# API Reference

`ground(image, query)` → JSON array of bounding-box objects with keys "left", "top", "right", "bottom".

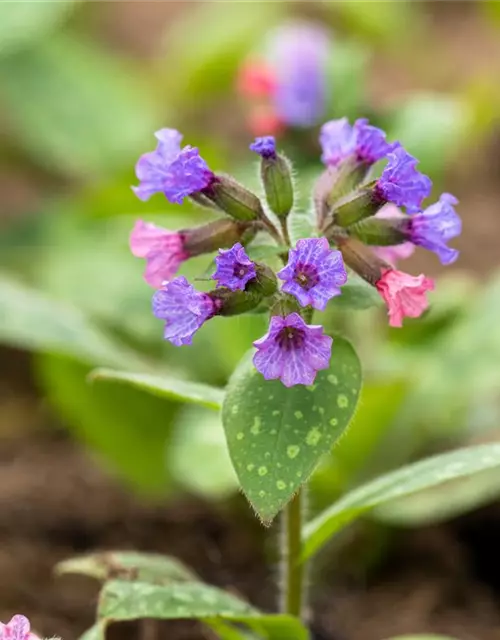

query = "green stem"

[{"left": 282, "top": 488, "right": 304, "bottom": 618}]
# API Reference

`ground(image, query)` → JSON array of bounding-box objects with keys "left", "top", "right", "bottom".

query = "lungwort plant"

[{"left": 42, "top": 116, "right": 500, "bottom": 640}]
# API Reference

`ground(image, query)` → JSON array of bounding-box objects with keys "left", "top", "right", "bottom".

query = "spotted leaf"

[{"left": 222, "top": 337, "right": 361, "bottom": 523}]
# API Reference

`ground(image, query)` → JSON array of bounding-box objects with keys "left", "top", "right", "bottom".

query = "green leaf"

[
  {"left": 387, "top": 95, "right": 471, "bottom": 176},
  {"left": 98, "top": 581, "right": 308, "bottom": 640},
  {"left": 79, "top": 623, "right": 106, "bottom": 640},
  {"left": 302, "top": 443, "right": 500, "bottom": 562},
  {"left": 245, "top": 244, "right": 288, "bottom": 263},
  {"left": 286, "top": 208, "right": 316, "bottom": 247},
  {"left": 165, "top": 2, "right": 285, "bottom": 101},
  {"left": 99, "top": 580, "right": 256, "bottom": 620},
  {"left": 222, "top": 338, "right": 362, "bottom": 523},
  {"left": 374, "top": 466, "right": 500, "bottom": 527},
  {"left": 0, "top": 274, "right": 143, "bottom": 369},
  {"left": 56, "top": 551, "right": 197, "bottom": 584},
  {"left": 169, "top": 406, "right": 238, "bottom": 499},
  {"left": 90, "top": 369, "right": 224, "bottom": 411},
  {"left": 0, "top": 33, "right": 158, "bottom": 177},
  {"left": 330, "top": 272, "right": 382, "bottom": 310},
  {"left": 35, "top": 356, "right": 178, "bottom": 494},
  {"left": 0, "top": 1, "right": 78, "bottom": 57}
]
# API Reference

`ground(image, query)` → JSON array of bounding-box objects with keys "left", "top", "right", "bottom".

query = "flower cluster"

[
  {"left": 130, "top": 120, "right": 461, "bottom": 386},
  {"left": 237, "top": 21, "right": 332, "bottom": 135},
  {"left": 0, "top": 616, "right": 40, "bottom": 640}
]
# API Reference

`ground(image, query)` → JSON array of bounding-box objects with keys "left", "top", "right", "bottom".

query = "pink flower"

[
  {"left": 129, "top": 220, "right": 188, "bottom": 288},
  {"left": 0, "top": 615, "right": 40, "bottom": 640},
  {"left": 372, "top": 203, "right": 415, "bottom": 266},
  {"left": 376, "top": 268, "right": 435, "bottom": 328}
]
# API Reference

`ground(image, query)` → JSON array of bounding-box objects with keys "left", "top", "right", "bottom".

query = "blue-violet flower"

[
  {"left": 320, "top": 117, "right": 392, "bottom": 166},
  {"left": 213, "top": 243, "right": 256, "bottom": 291},
  {"left": 152, "top": 276, "right": 217, "bottom": 346},
  {"left": 375, "top": 145, "right": 432, "bottom": 213},
  {"left": 250, "top": 136, "right": 276, "bottom": 159},
  {"left": 407, "top": 193, "right": 461, "bottom": 265},
  {"left": 277, "top": 237, "right": 347, "bottom": 311},
  {"left": 268, "top": 22, "right": 331, "bottom": 127},
  {"left": 253, "top": 312, "right": 332, "bottom": 387},
  {"left": 132, "top": 128, "right": 213, "bottom": 205}
]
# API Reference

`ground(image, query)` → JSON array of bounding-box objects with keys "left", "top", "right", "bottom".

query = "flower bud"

[
  {"left": 348, "top": 217, "right": 408, "bottom": 246},
  {"left": 202, "top": 174, "right": 264, "bottom": 221},
  {"left": 211, "top": 288, "right": 264, "bottom": 316},
  {"left": 336, "top": 237, "right": 388, "bottom": 285},
  {"left": 183, "top": 218, "right": 257, "bottom": 255},
  {"left": 248, "top": 263, "right": 278, "bottom": 297},
  {"left": 250, "top": 137, "right": 294, "bottom": 218},
  {"left": 331, "top": 183, "right": 385, "bottom": 227}
]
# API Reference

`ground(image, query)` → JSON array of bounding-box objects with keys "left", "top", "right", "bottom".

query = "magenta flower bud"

[
  {"left": 253, "top": 312, "right": 333, "bottom": 387},
  {"left": 132, "top": 129, "right": 214, "bottom": 205}
]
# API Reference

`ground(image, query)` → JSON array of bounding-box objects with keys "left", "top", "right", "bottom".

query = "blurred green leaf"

[
  {"left": 98, "top": 579, "right": 256, "bottom": 619},
  {"left": 90, "top": 369, "right": 224, "bottom": 411},
  {"left": 36, "top": 355, "right": 178, "bottom": 494},
  {"left": 0, "top": 33, "right": 158, "bottom": 177},
  {"left": 57, "top": 551, "right": 197, "bottom": 584},
  {"left": 98, "top": 580, "right": 307, "bottom": 640},
  {"left": 169, "top": 406, "right": 238, "bottom": 499},
  {"left": 303, "top": 443, "right": 500, "bottom": 562},
  {"left": 324, "top": 40, "right": 368, "bottom": 119},
  {"left": 329, "top": 1, "right": 419, "bottom": 44},
  {"left": 0, "top": 274, "right": 143, "bottom": 369},
  {"left": 0, "top": 0, "right": 78, "bottom": 57},
  {"left": 222, "top": 340, "right": 361, "bottom": 523},
  {"left": 164, "top": 2, "right": 285, "bottom": 101},
  {"left": 387, "top": 95, "right": 471, "bottom": 176},
  {"left": 374, "top": 464, "right": 500, "bottom": 527}
]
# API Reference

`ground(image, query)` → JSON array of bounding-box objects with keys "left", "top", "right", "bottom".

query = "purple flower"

[
  {"left": 320, "top": 117, "right": 393, "bottom": 167},
  {"left": 277, "top": 237, "right": 347, "bottom": 311},
  {"left": 253, "top": 312, "right": 332, "bottom": 387},
  {"left": 353, "top": 118, "right": 394, "bottom": 164},
  {"left": 152, "top": 276, "right": 217, "bottom": 346},
  {"left": 408, "top": 193, "right": 461, "bottom": 265},
  {"left": 250, "top": 136, "right": 276, "bottom": 159},
  {"left": 132, "top": 128, "right": 213, "bottom": 205},
  {"left": 268, "top": 22, "right": 331, "bottom": 127},
  {"left": 130, "top": 220, "right": 188, "bottom": 288},
  {"left": 213, "top": 243, "right": 256, "bottom": 291},
  {"left": 375, "top": 145, "right": 432, "bottom": 213},
  {"left": 320, "top": 118, "right": 356, "bottom": 166}
]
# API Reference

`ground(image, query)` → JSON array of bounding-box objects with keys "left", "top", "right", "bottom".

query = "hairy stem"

[{"left": 282, "top": 488, "right": 305, "bottom": 618}]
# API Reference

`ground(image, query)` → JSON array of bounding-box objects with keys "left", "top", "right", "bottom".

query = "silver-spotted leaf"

[{"left": 222, "top": 338, "right": 361, "bottom": 522}]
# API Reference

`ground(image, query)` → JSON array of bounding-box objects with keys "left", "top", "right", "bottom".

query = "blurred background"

[{"left": 1, "top": 1, "right": 500, "bottom": 639}]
